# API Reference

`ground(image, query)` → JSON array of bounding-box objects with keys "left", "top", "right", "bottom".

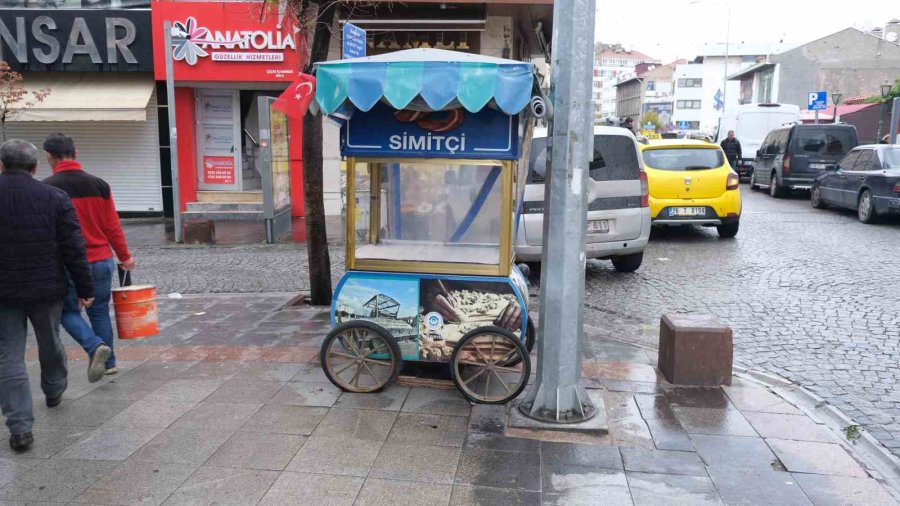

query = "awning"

[
  {"left": 727, "top": 62, "right": 774, "bottom": 81},
  {"left": 314, "top": 48, "right": 538, "bottom": 115},
  {"left": 11, "top": 73, "right": 154, "bottom": 122}
]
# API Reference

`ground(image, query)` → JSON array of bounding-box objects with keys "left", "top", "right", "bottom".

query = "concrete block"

[
  {"left": 658, "top": 314, "right": 732, "bottom": 386},
  {"left": 182, "top": 218, "right": 215, "bottom": 244}
]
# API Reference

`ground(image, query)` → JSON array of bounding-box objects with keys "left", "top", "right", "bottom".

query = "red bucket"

[{"left": 111, "top": 284, "right": 159, "bottom": 340}]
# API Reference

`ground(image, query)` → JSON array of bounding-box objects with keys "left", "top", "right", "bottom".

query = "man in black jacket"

[
  {"left": 721, "top": 130, "right": 742, "bottom": 169},
  {"left": 0, "top": 140, "right": 94, "bottom": 452}
]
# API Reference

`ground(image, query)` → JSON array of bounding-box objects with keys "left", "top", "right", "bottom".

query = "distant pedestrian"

[
  {"left": 0, "top": 139, "right": 94, "bottom": 452},
  {"left": 622, "top": 117, "right": 635, "bottom": 133},
  {"left": 721, "top": 130, "right": 742, "bottom": 168},
  {"left": 44, "top": 133, "right": 133, "bottom": 379}
]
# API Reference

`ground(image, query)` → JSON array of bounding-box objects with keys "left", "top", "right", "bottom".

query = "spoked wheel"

[
  {"left": 451, "top": 326, "right": 530, "bottom": 404},
  {"left": 321, "top": 321, "right": 402, "bottom": 393},
  {"left": 498, "top": 316, "right": 535, "bottom": 367}
]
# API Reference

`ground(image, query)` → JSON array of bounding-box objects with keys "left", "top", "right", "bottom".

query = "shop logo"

[
  {"left": 169, "top": 16, "right": 296, "bottom": 66},
  {"left": 424, "top": 312, "right": 444, "bottom": 331}
]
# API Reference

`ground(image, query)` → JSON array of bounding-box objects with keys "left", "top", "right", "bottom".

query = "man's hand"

[
  {"left": 79, "top": 298, "right": 94, "bottom": 309},
  {"left": 120, "top": 257, "right": 136, "bottom": 271},
  {"left": 493, "top": 302, "right": 522, "bottom": 331},
  {"left": 433, "top": 294, "right": 462, "bottom": 323}
]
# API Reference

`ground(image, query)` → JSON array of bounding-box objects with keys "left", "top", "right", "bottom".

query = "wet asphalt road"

[{"left": 578, "top": 184, "right": 900, "bottom": 456}]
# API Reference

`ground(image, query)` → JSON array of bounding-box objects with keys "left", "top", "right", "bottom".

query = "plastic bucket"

[{"left": 111, "top": 284, "right": 159, "bottom": 340}]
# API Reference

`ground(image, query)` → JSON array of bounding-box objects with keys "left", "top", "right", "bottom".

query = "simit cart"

[{"left": 315, "top": 48, "right": 542, "bottom": 404}]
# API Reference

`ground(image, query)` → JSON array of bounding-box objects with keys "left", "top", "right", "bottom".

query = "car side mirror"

[
  {"left": 825, "top": 164, "right": 838, "bottom": 172},
  {"left": 756, "top": 149, "right": 762, "bottom": 158}
]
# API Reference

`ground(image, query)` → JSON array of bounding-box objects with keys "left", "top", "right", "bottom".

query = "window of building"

[
  {"left": 677, "top": 78, "right": 703, "bottom": 88},
  {"left": 646, "top": 81, "right": 655, "bottom": 91},
  {"left": 758, "top": 69, "right": 774, "bottom": 103},
  {"left": 676, "top": 100, "right": 701, "bottom": 109}
]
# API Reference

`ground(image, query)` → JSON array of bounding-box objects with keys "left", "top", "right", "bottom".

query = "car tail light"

[
  {"left": 726, "top": 171, "right": 740, "bottom": 190},
  {"left": 893, "top": 182, "right": 900, "bottom": 193},
  {"left": 782, "top": 154, "right": 791, "bottom": 175},
  {"left": 640, "top": 170, "right": 649, "bottom": 207}
]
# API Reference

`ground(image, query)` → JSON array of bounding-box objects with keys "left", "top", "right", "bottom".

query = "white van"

[
  {"left": 716, "top": 103, "right": 801, "bottom": 178},
  {"left": 515, "top": 126, "right": 651, "bottom": 272}
]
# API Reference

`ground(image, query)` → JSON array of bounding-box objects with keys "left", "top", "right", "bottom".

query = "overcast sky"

[{"left": 595, "top": 0, "right": 897, "bottom": 63}]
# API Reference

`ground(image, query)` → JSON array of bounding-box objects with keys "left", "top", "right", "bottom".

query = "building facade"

[
  {"left": 1, "top": 6, "right": 163, "bottom": 215},
  {"left": 671, "top": 43, "right": 792, "bottom": 136},
  {"left": 593, "top": 43, "right": 656, "bottom": 124},
  {"left": 728, "top": 28, "right": 900, "bottom": 118},
  {"left": 614, "top": 63, "right": 675, "bottom": 130}
]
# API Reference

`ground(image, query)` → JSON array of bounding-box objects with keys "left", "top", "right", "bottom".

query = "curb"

[{"left": 733, "top": 365, "right": 900, "bottom": 501}]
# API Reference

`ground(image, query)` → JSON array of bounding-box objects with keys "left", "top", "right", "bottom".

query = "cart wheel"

[
  {"left": 525, "top": 316, "right": 536, "bottom": 353},
  {"left": 320, "top": 321, "right": 402, "bottom": 393},
  {"left": 497, "top": 316, "right": 535, "bottom": 367},
  {"left": 451, "top": 326, "right": 530, "bottom": 404}
]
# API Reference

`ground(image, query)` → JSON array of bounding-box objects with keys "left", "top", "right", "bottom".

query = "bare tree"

[
  {"left": 267, "top": 1, "right": 339, "bottom": 305},
  {"left": 0, "top": 61, "right": 50, "bottom": 141}
]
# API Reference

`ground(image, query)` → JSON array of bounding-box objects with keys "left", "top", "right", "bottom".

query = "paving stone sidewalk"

[{"left": 4, "top": 294, "right": 898, "bottom": 505}]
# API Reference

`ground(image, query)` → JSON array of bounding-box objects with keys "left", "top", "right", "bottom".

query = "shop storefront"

[
  {"left": 1, "top": 8, "right": 162, "bottom": 215},
  {"left": 150, "top": 1, "right": 306, "bottom": 218}
]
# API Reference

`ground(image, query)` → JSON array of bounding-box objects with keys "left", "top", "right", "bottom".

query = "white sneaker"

[
  {"left": 88, "top": 345, "right": 111, "bottom": 383},
  {"left": 104, "top": 367, "right": 118, "bottom": 376}
]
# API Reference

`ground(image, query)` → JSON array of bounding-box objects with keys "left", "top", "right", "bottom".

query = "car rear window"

[
  {"left": 528, "top": 135, "right": 639, "bottom": 183},
  {"left": 792, "top": 128, "right": 856, "bottom": 156},
  {"left": 881, "top": 148, "right": 900, "bottom": 169},
  {"left": 642, "top": 148, "right": 724, "bottom": 171}
]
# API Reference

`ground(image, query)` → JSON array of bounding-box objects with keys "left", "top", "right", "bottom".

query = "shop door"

[{"left": 196, "top": 90, "right": 242, "bottom": 191}]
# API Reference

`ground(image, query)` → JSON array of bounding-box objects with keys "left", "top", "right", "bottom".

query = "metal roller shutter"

[{"left": 4, "top": 89, "right": 163, "bottom": 214}]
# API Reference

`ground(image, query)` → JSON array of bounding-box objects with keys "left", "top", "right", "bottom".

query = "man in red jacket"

[{"left": 43, "top": 133, "right": 135, "bottom": 382}]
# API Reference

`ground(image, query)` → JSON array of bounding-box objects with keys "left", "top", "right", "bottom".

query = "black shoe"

[
  {"left": 9, "top": 432, "right": 33, "bottom": 452},
  {"left": 46, "top": 394, "right": 62, "bottom": 408}
]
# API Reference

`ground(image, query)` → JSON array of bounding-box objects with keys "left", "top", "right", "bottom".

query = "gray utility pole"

[
  {"left": 164, "top": 21, "right": 183, "bottom": 243},
  {"left": 518, "top": 0, "right": 597, "bottom": 423},
  {"left": 890, "top": 97, "right": 900, "bottom": 145}
]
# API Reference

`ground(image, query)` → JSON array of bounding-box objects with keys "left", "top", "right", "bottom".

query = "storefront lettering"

[
  {"left": 199, "top": 30, "right": 295, "bottom": 51},
  {"left": 369, "top": 32, "right": 471, "bottom": 51},
  {"left": 0, "top": 14, "right": 140, "bottom": 66},
  {"left": 389, "top": 132, "right": 467, "bottom": 154}
]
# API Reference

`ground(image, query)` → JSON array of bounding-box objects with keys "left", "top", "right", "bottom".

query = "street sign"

[
  {"left": 342, "top": 22, "right": 366, "bottom": 59},
  {"left": 678, "top": 121, "right": 690, "bottom": 130},
  {"left": 807, "top": 91, "right": 828, "bottom": 111}
]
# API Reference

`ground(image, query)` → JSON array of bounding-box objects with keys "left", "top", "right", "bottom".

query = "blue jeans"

[
  {"left": 0, "top": 301, "right": 67, "bottom": 435},
  {"left": 62, "top": 258, "right": 116, "bottom": 369}
]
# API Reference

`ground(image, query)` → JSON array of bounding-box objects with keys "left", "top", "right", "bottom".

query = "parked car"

[
  {"left": 515, "top": 126, "right": 651, "bottom": 272},
  {"left": 640, "top": 139, "right": 742, "bottom": 238},
  {"left": 811, "top": 144, "right": 900, "bottom": 223},
  {"left": 715, "top": 103, "right": 801, "bottom": 179},
  {"left": 751, "top": 123, "right": 859, "bottom": 197}
]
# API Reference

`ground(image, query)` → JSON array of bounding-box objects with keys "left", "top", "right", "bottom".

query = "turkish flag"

[{"left": 273, "top": 73, "right": 316, "bottom": 120}]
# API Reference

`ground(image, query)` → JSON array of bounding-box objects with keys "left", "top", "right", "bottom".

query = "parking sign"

[{"left": 808, "top": 91, "right": 828, "bottom": 111}]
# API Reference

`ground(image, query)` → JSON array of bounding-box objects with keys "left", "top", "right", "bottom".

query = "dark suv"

[{"left": 751, "top": 124, "right": 859, "bottom": 197}]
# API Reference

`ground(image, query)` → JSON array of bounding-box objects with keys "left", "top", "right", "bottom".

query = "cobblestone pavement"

[
  {"left": 127, "top": 186, "right": 900, "bottom": 458},
  {"left": 580, "top": 186, "right": 900, "bottom": 458}
]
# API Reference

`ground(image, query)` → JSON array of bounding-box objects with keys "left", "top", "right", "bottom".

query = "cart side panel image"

[{"left": 314, "top": 48, "right": 541, "bottom": 404}]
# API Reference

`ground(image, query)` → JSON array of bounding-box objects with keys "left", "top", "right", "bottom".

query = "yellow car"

[{"left": 640, "top": 140, "right": 742, "bottom": 238}]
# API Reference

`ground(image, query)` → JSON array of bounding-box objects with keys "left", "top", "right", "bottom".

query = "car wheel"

[
  {"left": 749, "top": 171, "right": 760, "bottom": 191},
  {"left": 857, "top": 190, "right": 877, "bottom": 224},
  {"left": 769, "top": 173, "right": 784, "bottom": 198},
  {"left": 810, "top": 184, "right": 827, "bottom": 209},
  {"left": 611, "top": 252, "right": 643, "bottom": 273},
  {"left": 716, "top": 221, "right": 739, "bottom": 238}
]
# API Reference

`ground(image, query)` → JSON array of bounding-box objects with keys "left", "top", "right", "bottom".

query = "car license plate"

[
  {"left": 669, "top": 207, "right": 706, "bottom": 217},
  {"left": 587, "top": 220, "right": 609, "bottom": 233},
  {"left": 810, "top": 163, "right": 827, "bottom": 170}
]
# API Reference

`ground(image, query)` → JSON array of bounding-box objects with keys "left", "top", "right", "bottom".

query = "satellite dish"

[{"left": 887, "top": 32, "right": 899, "bottom": 42}]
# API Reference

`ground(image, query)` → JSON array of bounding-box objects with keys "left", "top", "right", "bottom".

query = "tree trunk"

[{"left": 302, "top": 1, "right": 337, "bottom": 305}]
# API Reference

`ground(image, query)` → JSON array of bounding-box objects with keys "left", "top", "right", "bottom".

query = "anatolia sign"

[
  {"left": 0, "top": 10, "right": 152, "bottom": 72},
  {"left": 152, "top": 2, "right": 304, "bottom": 82}
]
